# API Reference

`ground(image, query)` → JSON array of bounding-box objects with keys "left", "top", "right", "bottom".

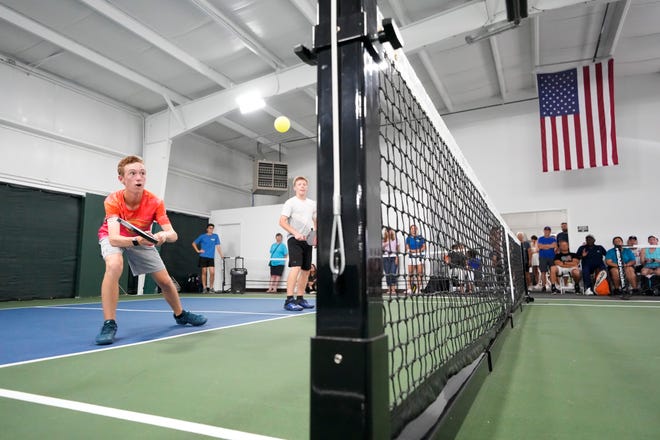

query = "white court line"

[
  {"left": 531, "top": 302, "right": 660, "bottom": 309},
  {"left": 36, "top": 306, "right": 295, "bottom": 317},
  {"left": 0, "top": 388, "right": 283, "bottom": 440},
  {"left": 0, "top": 312, "right": 312, "bottom": 370}
]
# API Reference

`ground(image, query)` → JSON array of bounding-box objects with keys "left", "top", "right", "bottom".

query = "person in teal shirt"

[
  {"left": 605, "top": 236, "right": 639, "bottom": 296},
  {"left": 266, "top": 233, "right": 288, "bottom": 293}
]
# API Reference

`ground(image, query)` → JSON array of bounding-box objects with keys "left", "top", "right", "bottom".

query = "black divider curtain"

[
  {"left": 0, "top": 183, "right": 81, "bottom": 301},
  {"left": 158, "top": 211, "right": 209, "bottom": 291}
]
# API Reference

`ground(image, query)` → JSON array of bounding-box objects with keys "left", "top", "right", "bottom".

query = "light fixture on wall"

[{"left": 236, "top": 91, "right": 265, "bottom": 114}]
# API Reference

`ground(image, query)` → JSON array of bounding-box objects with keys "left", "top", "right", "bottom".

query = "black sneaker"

[
  {"left": 551, "top": 285, "right": 559, "bottom": 294},
  {"left": 95, "top": 319, "right": 118, "bottom": 345},
  {"left": 574, "top": 286, "right": 581, "bottom": 294}
]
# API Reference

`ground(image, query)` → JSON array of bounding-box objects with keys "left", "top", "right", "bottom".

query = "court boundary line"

[
  {"left": 0, "top": 296, "right": 316, "bottom": 312},
  {"left": 0, "top": 312, "right": 313, "bottom": 370},
  {"left": 0, "top": 387, "right": 284, "bottom": 440},
  {"left": 531, "top": 302, "right": 660, "bottom": 309},
  {"left": 37, "top": 306, "right": 295, "bottom": 317}
]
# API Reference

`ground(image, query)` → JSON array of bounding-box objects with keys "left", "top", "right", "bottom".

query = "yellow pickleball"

[{"left": 274, "top": 116, "right": 291, "bottom": 133}]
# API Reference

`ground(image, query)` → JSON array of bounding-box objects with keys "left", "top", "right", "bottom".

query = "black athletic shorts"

[
  {"left": 287, "top": 237, "right": 313, "bottom": 270},
  {"left": 270, "top": 264, "right": 285, "bottom": 276},
  {"left": 198, "top": 257, "right": 215, "bottom": 268}
]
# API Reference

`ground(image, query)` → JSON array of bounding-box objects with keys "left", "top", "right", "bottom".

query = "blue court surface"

[{"left": 0, "top": 296, "right": 315, "bottom": 366}]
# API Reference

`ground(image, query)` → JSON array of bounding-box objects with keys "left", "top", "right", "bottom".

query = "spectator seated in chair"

[
  {"left": 605, "top": 236, "right": 639, "bottom": 296},
  {"left": 549, "top": 240, "right": 581, "bottom": 294},
  {"left": 575, "top": 234, "right": 607, "bottom": 296},
  {"left": 640, "top": 235, "right": 660, "bottom": 294},
  {"left": 447, "top": 243, "right": 468, "bottom": 292}
]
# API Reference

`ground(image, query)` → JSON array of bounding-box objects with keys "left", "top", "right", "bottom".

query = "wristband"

[{"left": 132, "top": 238, "right": 139, "bottom": 246}]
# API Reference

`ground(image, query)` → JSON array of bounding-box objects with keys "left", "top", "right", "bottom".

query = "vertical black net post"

[
  {"left": 311, "top": 0, "right": 390, "bottom": 439},
  {"left": 506, "top": 235, "right": 528, "bottom": 310}
]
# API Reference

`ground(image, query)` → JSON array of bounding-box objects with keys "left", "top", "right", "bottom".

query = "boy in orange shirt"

[{"left": 95, "top": 156, "right": 206, "bottom": 345}]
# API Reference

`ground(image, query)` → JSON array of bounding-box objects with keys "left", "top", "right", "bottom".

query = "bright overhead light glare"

[
  {"left": 236, "top": 91, "right": 265, "bottom": 114},
  {"left": 465, "top": 21, "right": 519, "bottom": 45}
]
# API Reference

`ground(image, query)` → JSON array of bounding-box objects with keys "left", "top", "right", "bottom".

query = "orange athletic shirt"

[{"left": 97, "top": 189, "right": 170, "bottom": 240}]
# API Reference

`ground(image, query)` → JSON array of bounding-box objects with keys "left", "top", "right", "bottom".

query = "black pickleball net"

[{"left": 378, "top": 52, "right": 525, "bottom": 436}]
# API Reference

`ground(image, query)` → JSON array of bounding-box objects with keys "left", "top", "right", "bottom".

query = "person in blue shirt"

[
  {"left": 575, "top": 234, "right": 607, "bottom": 295},
  {"left": 266, "top": 233, "right": 288, "bottom": 293},
  {"left": 405, "top": 224, "right": 426, "bottom": 294},
  {"left": 192, "top": 224, "right": 223, "bottom": 293},
  {"left": 537, "top": 226, "right": 557, "bottom": 292},
  {"left": 605, "top": 236, "right": 639, "bottom": 297}
]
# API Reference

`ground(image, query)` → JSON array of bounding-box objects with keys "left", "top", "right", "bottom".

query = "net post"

[{"left": 311, "top": 0, "right": 390, "bottom": 438}]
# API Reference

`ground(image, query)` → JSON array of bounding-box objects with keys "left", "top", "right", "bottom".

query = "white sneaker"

[{"left": 585, "top": 287, "right": 594, "bottom": 296}]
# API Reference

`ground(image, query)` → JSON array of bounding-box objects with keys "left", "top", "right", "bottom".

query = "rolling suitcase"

[{"left": 230, "top": 257, "right": 248, "bottom": 294}]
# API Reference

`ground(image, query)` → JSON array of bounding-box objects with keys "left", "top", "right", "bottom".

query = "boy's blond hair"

[{"left": 117, "top": 155, "right": 144, "bottom": 176}]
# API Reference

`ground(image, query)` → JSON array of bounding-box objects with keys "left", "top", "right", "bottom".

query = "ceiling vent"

[{"left": 253, "top": 160, "right": 288, "bottom": 195}]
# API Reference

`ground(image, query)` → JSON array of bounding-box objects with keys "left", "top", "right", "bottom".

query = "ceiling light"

[{"left": 236, "top": 91, "right": 265, "bottom": 114}]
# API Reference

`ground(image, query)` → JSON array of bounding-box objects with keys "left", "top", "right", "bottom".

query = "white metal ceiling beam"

[
  {"left": 187, "top": 0, "right": 316, "bottom": 143},
  {"left": 145, "top": 0, "right": 618, "bottom": 141},
  {"left": 216, "top": 116, "right": 272, "bottom": 145},
  {"left": 489, "top": 36, "right": 507, "bottom": 99},
  {"left": 79, "top": 0, "right": 233, "bottom": 88},
  {"left": 189, "top": 0, "right": 283, "bottom": 70},
  {"left": 595, "top": 0, "right": 631, "bottom": 58},
  {"left": 531, "top": 15, "right": 540, "bottom": 92},
  {"left": 0, "top": 3, "right": 189, "bottom": 103},
  {"left": 417, "top": 51, "right": 455, "bottom": 112},
  {"left": 82, "top": 0, "right": 309, "bottom": 148},
  {"left": 387, "top": 0, "right": 454, "bottom": 111},
  {"left": 146, "top": 64, "right": 315, "bottom": 142},
  {"left": 287, "top": 0, "right": 316, "bottom": 24},
  {"left": 401, "top": 0, "right": 616, "bottom": 54},
  {"left": 484, "top": 0, "right": 507, "bottom": 99},
  {"left": 263, "top": 106, "right": 316, "bottom": 139}
]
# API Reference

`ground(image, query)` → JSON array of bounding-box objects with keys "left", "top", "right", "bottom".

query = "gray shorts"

[
  {"left": 539, "top": 256, "right": 554, "bottom": 273},
  {"left": 99, "top": 238, "right": 165, "bottom": 276}
]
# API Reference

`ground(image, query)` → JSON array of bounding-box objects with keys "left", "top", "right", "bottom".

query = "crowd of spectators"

[{"left": 523, "top": 223, "right": 659, "bottom": 297}]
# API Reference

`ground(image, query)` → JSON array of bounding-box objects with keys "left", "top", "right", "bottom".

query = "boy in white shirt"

[{"left": 279, "top": 176, "right": 317, "bottom": 311}]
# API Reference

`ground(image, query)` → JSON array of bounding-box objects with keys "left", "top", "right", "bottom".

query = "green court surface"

[
  {"left": 2, "top": 295, "right": 660, "bottom": 439},
  {"left": 0, "top": 295, "right": 314, "bottom": 440},
  {"left": 455, "top": 298, "right": 660, "bottom": 440}
]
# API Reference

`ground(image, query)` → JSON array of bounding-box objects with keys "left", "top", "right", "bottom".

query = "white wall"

[
  {"left": 0, "top": 60, "right": 289, "bottom": 214},
  {"left": 284, "top": 144, "right": 318, "bottom": 200},
  {"left": 443, "top": 73, "right": 660, "bottom": 248},
  {"left": 210, "top": 204, "right": 318, "bottom": 290},
  {"left": 0, "top": 61, "right": 144, "bottom": 195},
  {"left": 166, "top": 133, "right": 283, "bottom": 215}
]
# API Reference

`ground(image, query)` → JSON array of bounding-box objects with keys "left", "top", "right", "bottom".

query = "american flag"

[{"left": 537, "top": 59, "right": 618, "bottom": 172}]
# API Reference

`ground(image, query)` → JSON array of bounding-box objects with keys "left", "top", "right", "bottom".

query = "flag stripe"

[
  {"left": 595, "top": 62, "right": 608, "bottom": 166},
  {"left": 540, "top": 118, "right": 548, "bottom": 172},
  {"left": 573, "top": 114, "right": 584, "bottom": 168},
  {"left": 561, "top": 114, "right": 571, "bottom": 170},
  {"left": 582, "top": 65, "right": 597, "bottom": 168},
  {"left": 608, "top": 58, "right": 619, "bottom": 164},
  {"left": 551, "top": 117, "right": 559, "bottom": 171}
]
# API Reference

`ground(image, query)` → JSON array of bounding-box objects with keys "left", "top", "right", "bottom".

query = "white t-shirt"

[{"left": 281, "top": 196, "right": 317, "bottom": 238}]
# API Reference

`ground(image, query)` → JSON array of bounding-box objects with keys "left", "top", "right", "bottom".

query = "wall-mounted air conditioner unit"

[{"left": 253, "top": 160, "right": 288, "bottom": 195}]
